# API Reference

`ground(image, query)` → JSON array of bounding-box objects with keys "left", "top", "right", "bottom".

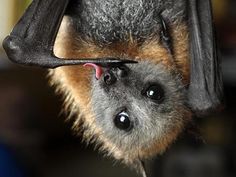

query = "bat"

[{"left": 2, "top": 0, "right": 224, "bottom": 176}]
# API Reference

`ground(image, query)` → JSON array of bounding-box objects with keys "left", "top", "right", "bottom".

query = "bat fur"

[{"left": 49, "top": 0, "right": 192, "bottom": 166}]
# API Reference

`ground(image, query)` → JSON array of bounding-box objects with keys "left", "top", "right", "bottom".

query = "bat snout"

[{"left": 101, "top": 65, "right": 130, "bottom": 86}]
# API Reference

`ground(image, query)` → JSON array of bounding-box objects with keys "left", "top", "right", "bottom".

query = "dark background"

[{"left": 0, "top": 0, "right": 236, "bottom": 177}]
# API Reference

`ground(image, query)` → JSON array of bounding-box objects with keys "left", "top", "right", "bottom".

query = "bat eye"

[
  {"left": 114, "top": 111, "right": 132, "bottom": 131},
  {"left": 143, "top": 84, "right": 165, "bottom": 103}
]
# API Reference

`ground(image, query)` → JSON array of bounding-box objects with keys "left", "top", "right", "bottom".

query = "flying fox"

[{"left": 3, "top": 0, "right": 223, "bottom": 176}]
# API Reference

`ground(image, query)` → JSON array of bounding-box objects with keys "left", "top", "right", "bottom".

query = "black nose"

[
  {"left": 103, "top": 65, "right": 129, "bottom": 85},
  {"left": 116, "top": 65, "right": 129, "bottom": 78}
]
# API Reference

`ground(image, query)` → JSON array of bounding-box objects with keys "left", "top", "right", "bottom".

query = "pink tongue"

[{"left": 83, "top": 63, "right": 103, "bottom": 80}]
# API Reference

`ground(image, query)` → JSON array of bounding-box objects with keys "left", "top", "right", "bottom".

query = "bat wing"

[
  {"left": 187, "top": 0, "right": 224, "bottom": 115},
  {"left": 2, "top": 0, "right": 136, "bottom": 68}
]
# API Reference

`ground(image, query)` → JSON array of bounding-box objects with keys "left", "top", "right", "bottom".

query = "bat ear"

[{"left": 187, "top": 0, "right": 224, "bottom": 116}]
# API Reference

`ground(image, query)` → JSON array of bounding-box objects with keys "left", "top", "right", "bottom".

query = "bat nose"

[
  {"left": 103, "top": 65, "right": 130, "bottom": 85},
  {"left": 116, "top": 65, "right": 129, "bottom": 78}
]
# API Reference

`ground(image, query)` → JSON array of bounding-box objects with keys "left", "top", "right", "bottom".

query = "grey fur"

[
  {"left": 67, "top": 0, "right": 187, "bottom": 44},
  {"left": 91, "top": 61, "right": 188, "bottom": 158}
]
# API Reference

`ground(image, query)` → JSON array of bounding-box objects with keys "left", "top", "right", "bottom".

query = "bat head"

[
  {"left": 48, "top": 0, "right": 224, "bottom": 169},
  {"left": 50, "top": 0, "right": 223, "bottom": 173},
  {"left": 2, "top": 0, "right": 224, "bottom": 175},
  {"left": 90, "top": 61, "right": 191, "bottom": 163}
]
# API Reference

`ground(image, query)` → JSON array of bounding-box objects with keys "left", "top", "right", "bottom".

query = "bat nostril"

[
  {"left": 117, "top": 66, "right": 129, "bottom": 78},
  {"left": 103, "top": 71, "right": 117, "bottom": 85}
]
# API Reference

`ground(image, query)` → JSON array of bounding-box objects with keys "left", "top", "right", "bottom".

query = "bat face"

[
  {"left": 50, "top": 0, "right": 192, "bottom": 166},
  {"left": 91, "top": 61, "right": 191, "bottom": 163}
]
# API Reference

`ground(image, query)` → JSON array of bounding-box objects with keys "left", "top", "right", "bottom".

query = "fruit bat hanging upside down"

[{"left": 3, "top": 0, "right": 224, "bottom": 176}]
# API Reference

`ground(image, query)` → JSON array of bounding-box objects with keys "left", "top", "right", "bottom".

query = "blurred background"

[{"left": 0, "top": 0, "right": 236, "bottom": 177}]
